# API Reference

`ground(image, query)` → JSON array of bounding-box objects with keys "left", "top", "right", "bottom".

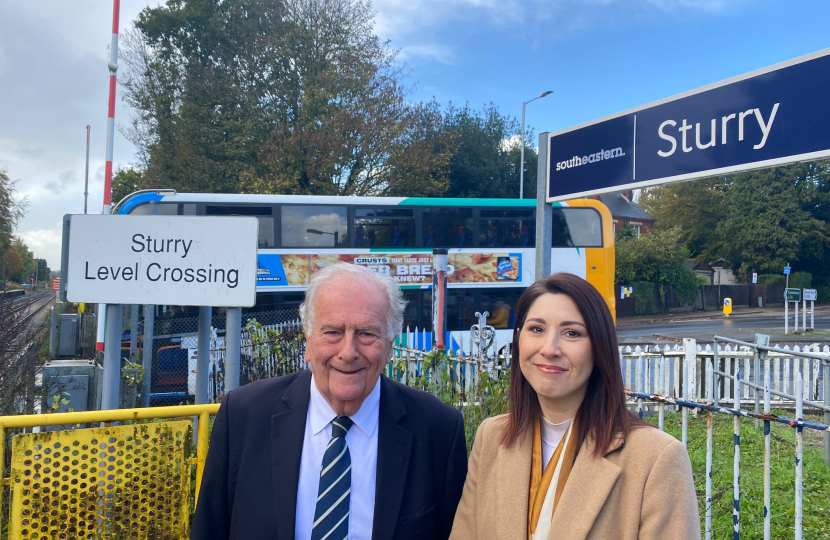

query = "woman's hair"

[{"left": 501, "top": 273, "right": 646, "bottom": 456}]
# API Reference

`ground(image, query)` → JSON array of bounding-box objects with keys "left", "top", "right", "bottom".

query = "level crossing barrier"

[{"left": 0, "top": 404, "right": 219, "bottom": 539}]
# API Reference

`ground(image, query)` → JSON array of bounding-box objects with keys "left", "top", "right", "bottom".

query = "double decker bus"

[{"left": 118, "top": 193, "right": 614, "bottom": 351}]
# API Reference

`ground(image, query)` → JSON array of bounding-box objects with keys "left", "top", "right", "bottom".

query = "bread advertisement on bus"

[{"left": 255, "top": 252, "right": 522, "bottom": 287}]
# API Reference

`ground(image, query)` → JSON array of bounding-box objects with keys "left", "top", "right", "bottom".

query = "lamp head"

[{"left": 539, "top": 90, "right": 553, "bottom": 98}]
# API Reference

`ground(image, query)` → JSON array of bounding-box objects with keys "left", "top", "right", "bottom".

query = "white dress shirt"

[{"left": 295, "top": 375, "right": 380, "bottom": 540}]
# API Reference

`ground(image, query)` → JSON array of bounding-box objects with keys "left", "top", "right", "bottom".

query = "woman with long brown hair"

[{"left": 450, "top": 273, "right": 700, "bottom": 540}]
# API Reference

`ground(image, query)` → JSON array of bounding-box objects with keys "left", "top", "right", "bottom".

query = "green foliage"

[
  {"left": 641, "top": 161, "right": 830, "bottom": 279},
  {"left": 0, "top": 168, "right": 28, "bottom": 258},
  {"left": 441, "top": 102, "right": 532, "bottom": 199},
  {"left": 787, "top": 271, "right": 812, "bottom": 289},
  {"left": 121, "top": 1, "right": 530, "bottom": 199},
  {"left": 615, "top": 227, "right": 699, "bottom": 310},
  {"left": 652, "top": 411, "right": 830, "bottom": 540},
  {"left": 632, "top": 282, "right": 657, "bottom": 316},
  {"left": 111, "top": 168, "right": 144, "bottom": 206}
]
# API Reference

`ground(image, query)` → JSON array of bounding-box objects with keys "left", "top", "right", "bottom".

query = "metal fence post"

[
  {"left": 763, "top": 371, "right": 771, "bottom": 540},
  {"left": 225, "top": 307, "right": 242, "bottom": 392},
  {"left": 129, "top": 304, "right": 139, "bottom": 365},
  {"left": 754, "top": 334, "right": 770, "bottom": 430},
  {"left": 796, "top": 372, "right": 804, "bottom": 540},
  {"left": 195, "top": 306, "right": 212, "bottom": 405},
  {"left": 733, "top": 367, "right": 742, "bottom": 540},
  {"left": 48, "top": 306, "right": 56, "bottom": 359},
  {"left": 101, "top": 304, "right": 123, "bottom": 410},
  {"left": 705, "top": 359, "right": 714, "bottom": 540},
  {"left": 824, "top": 361, "right": 829, "bottom": 468},
  {"left": 142, "top": 305, "right": 154, "bottom": 408}
]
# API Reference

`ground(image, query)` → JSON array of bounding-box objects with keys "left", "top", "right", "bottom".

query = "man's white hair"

[{"left": 299, "top": 263, "right": 407, "bottom": 340}]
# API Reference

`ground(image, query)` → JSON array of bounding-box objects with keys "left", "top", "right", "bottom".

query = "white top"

[
  {"left": 540, "top": 416, "right": 573, "bottom": 472},
  {"left": 295, "top": 376, "right": 381, "bottom": 540}
]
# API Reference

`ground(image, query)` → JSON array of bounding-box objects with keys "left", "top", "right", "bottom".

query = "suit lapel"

[
  {"left": 371, "top": 377, "right": 413, "bottom": 540},
  {"left": 271, "top": 370, "right": 312, "bottom": 540},
  {"left": 548, "top": 436, "right": 623, "bottom": 540},
  {"left": 496, "top": 430, "right": 532, "bottom": 540}
]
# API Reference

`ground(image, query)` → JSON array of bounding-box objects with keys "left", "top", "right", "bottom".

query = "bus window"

[
  {"left": 206, "top": 205, "right": 275, "bottom": 248},
  {"left": 129, "top": 203, "right": 179, "bottom": 215},
  {"left": 478, "top": 209, "right": 535, "bottom": 247},
  {"left": 422, "top": 208, "right": 473, "bottom": 248},
  {"left": 551, "top": 207, "right": 602, "bottom": 248},
  {"left": 354, "top": 208, "right": 415, "bottom": 248},
  {"left": 281, "top": 205, "right": 348, "bottom": 248}
]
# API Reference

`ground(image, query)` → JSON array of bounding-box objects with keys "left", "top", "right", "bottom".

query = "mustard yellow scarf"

[{"left": 528, "top": 416, "right": 578, "bottom": 540}]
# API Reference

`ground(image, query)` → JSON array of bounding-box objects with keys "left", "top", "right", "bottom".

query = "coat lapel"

[
  {"left": 271, "top": 370, "right": 312, "bottom": 540},
  {"left": 372, "top": 377, "right": 413, "bottom": 540},
  {"left": 548, "top": 436, "right": 623, "bottom": 540},
  {"left": 496, "top": 429, "right": 532, "bottom": 540}
]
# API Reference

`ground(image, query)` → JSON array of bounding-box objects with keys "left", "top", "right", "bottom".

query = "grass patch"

[{"left": 648, "top": 410, "right": 830, "bottom": 539}]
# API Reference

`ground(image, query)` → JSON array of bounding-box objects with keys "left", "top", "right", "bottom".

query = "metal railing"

[
  {"left": 625, "top": 334, "right": 830, "bottom": 540},
  {"left": 0, "top": 403, "right": 220, "bottom": 538}
]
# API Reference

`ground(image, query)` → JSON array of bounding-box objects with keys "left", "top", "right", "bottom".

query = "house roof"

[{"left": 598, "top": 193, "right": 654, "bottom": 221}]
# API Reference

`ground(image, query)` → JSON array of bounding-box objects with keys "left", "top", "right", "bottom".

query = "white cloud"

[
  {"left": 45, "top": 170, "right": 80, "bottom": 195},
  {"left": 399, "top": 44, "right": 457, "bottom": 65},
  {"left": 18, "top": 224, "right": 63, "bottom": 269}
]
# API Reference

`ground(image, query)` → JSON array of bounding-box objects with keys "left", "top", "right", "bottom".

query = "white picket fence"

[{"left": 620, "top": 339, "right": 829, "bottom": 412}]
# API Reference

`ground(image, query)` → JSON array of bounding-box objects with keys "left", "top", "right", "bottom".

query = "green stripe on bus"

[{"left": 400, "top": 198, "right": 536, "bottom": 207}]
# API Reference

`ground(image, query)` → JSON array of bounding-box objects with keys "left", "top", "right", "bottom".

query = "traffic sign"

[
  {"left": 804, "top": 289, "right": 817, "bottom": 301},
  {"left": 752, "top": 272, "right": 758, "bottom": 284},
  {"left": 61, "top": 215, "right": 258, "bottom": 306},
  {"left": 785, "top": 288, "right": 801, "bottom": 302},
  {"left": 51, "top": 278, "right": 60, "bottom": 291},
  {"left": 784, "top": 266, "right": 791, "bottom": 275},
  {"left": 546, "top": 48, "right": 830, "bottom": 201}
]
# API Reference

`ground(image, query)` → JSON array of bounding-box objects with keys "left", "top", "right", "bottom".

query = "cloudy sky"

[{"left": 1, "top": 0, "right": 828, "bottom": 268}]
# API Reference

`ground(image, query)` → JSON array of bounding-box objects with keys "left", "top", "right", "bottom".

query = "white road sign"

[
  {"left": 804, "top": 289, "right": 817, "bottom": 301},
  {"left": 62, "top": 215, "right": 258, "bottom": 306}
]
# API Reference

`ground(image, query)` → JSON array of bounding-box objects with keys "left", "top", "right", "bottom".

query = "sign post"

[
  {"left": 785, "top": 288, "right": 802, "bottom": 334},
  {"left": 804, "top": 289, "right": 817, "bottom": 330},
  {"left": 545, "top": 49, "right": 830, "bottom": 202}
]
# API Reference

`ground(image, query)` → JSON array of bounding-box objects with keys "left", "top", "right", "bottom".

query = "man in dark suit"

[{"left": 192, "top": 263, "right": 468, "bottom": 540}]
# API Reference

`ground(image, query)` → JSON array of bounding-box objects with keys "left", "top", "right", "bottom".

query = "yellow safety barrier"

[{"left": 0, "top": 404, "right": 220, "bottom": 540}]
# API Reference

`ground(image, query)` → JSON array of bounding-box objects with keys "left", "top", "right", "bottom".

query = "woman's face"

[{"left": 518, "top": 292, "right": 594, "bottom": 422}]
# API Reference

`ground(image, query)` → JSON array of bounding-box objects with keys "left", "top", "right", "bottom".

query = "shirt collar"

[{"left": 309, "top": 374, "right": 381, "bottom": 438}]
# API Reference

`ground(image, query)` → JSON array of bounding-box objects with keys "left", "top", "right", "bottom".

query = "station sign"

[
  {"left": 61, "top": 215, "right": 258, "bottom": 306},
  {"left": 785, "top": 288, "right": 802, "bottom": 302},
  {"left": 546, "top": 48, "right": 830, "bottom": 201},
  {"left": 804, "top": 289, "right": 817, "bottom": 302}
]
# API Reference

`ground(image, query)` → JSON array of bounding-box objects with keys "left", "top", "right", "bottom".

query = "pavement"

[{"left": 615, "top": 303, "right": 830, "bottom": 345}]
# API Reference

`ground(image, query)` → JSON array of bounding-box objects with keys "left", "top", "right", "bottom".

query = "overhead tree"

[
  {"left": 111, "top": 168, "right": 144, "bottom": 207},
  {"left": 0, "top": 168, "right": 28, "bottom": 257},
  {"left": 639, "top": 177, "right": 729, "bottom": 260},
  {"left": 441, "top": 103, "right": 528, "bottom": 199},
  {"left": 715, "top": 163, "right": 830, "bottom": 275}
]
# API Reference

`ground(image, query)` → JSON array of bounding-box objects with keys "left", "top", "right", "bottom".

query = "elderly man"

[{"left": 192, "top": 263, "right": 468, "bottom": 540}]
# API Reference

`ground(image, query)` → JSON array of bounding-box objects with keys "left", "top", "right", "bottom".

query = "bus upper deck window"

[
  {"left": 422, "top": 208, "right": 473, "bottom": 248},
  {"left": 550, "top": 207, "right": 602, "bottom": 248},
  {"left": 281, "top": 205, "right": 348, "bottom": 248},
  {"left": 354, "top": 208, "right": 415, "bottom": 248},
  {"left": 206, "top": 205, "right": 275, "bottom": 248},
  {"left": 128, "top": 203, "right": 178, "bottom": 215},
  {"left": 479, "top": 209, "right": 535, "bottom": 248}
]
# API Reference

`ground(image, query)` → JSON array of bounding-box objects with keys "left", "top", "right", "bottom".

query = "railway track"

[{"left": 2, "top": 291, "right": 54, "bottom": 333}]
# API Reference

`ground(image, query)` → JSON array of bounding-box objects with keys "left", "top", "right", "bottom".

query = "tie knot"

[{"left": 331, "top": 416, "right": 353, "bottom": 438}]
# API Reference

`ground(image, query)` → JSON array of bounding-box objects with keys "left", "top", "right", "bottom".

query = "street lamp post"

[
  {"left": 520, "top": 90, "right": 553, "bottom": 199},
  {"left": 306, "top": 228, "right": 339, "bottom": 247}
]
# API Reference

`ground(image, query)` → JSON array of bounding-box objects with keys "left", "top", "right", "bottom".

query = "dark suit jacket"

[{"left": 191, "top": 370, "right": 468, "bottom": 540}]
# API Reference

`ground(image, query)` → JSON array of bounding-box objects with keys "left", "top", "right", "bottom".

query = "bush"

[
  {"left": 633, "top": 282, "right": 657, "bottom": 315},
  {"left": 788, "top": 271, "right": 812, "bottom": 289}
]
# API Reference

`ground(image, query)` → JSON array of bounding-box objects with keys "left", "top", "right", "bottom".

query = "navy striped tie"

[{"left": 311, "top": 415, "right": 354, "bottom": 540}]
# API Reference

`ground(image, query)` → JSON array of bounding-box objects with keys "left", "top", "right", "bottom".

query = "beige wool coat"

[{"left": 449, "top": 414, "right": 701, "bottom": 540}]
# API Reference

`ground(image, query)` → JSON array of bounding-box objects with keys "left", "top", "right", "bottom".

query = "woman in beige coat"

[{"left": 450, "top": 274, "right": 700, "bottom": 540}]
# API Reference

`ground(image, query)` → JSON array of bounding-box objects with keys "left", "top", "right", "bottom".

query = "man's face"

[{"left": 305, "top": 275, "right": 393, "bottom": 416}]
